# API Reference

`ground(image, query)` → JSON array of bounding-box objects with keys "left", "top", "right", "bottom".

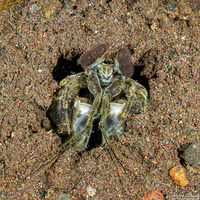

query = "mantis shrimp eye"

[
  {"left": 78, "top": 42, "right": 108, "bottom": 68},
  {"left": 117, "top": 47, "right": 134, "bottom": 78}
]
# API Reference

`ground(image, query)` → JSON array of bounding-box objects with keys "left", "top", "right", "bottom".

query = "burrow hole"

[{"left": 47, "top": 51, "right": 151, "bottom": 150}]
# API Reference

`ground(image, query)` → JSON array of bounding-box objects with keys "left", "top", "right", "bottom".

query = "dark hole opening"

[
  {"left": 52, "top": 53, "right": 82, "bottom": 82},
  {"left": 132, "top": 65, "right": 151, "bottom": 92}
]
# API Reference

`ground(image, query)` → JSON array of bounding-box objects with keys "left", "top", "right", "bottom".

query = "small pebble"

[
  {"left": 56, "top": 193, "right": 69, "bottom": 200},
  {"left": 169, "top": 165, "right": 189, "bottom": 186},
  {"left": 150, "top": 22, "right": 157, "bottom": 31},
  {"left": 180, "top": 143, "right": 200, "bottom": 166},
  {"left": 22, "top": 192, "right": 29, "bottom": 199},
  {"left": 143, "top": 190, "right": 164, "bottom": 200},
  {"left": 29, "top": 3, "right": 40, "bottom": 13},
  {"left": 86, "top": 185, "right": 96, "bottom": 197}
]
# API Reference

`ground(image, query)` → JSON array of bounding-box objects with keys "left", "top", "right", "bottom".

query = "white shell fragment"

[{"left": 86, "top": 185, "right": 96, "bottom": 197}]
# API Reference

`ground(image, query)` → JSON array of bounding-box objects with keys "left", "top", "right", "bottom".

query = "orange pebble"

[
  {"left": 151, "top": 160, "right": 158, "bottom": 165},
  {"left": 169, "top": 165, "right": 189, "bottom": 186},
  {"left": 143, "top": 190, "right": 164, "bottom": 200}
]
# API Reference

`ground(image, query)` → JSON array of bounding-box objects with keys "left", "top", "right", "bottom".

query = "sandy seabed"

[{"left": 0, "top": 0, "right": 199, "bottom": 199}]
